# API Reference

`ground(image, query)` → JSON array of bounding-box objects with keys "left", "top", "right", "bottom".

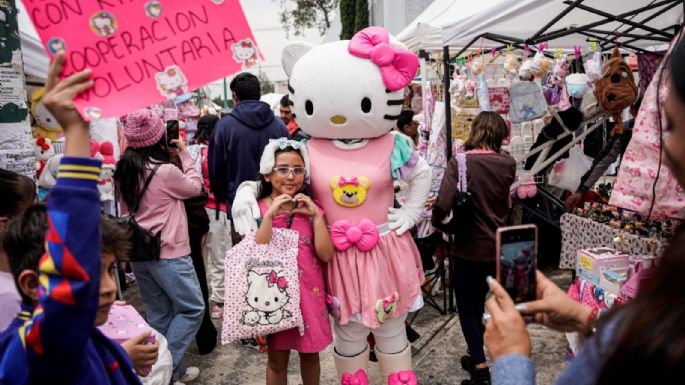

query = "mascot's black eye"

[
  {"left": 274, "top": 297, "right": 279, "bottom": 302},
  {"left": 361, "top": 97, "right": 372, "bottom": 113},
  {"left": 305, "top": 100, "right": 314, "bottom": 116},
  {"left": 254, "top": 297, "right": 258, "bottom": 302}
]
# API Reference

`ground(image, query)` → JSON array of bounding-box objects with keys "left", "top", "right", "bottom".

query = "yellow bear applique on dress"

[{"left": 329, "top": 176, "right": 370, "bottom": 208}]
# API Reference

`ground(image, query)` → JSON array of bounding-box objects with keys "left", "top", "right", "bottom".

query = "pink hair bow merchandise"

[
  {"left": 330, "top": 219, "right": 380, "bottom": 252},
  {"left": 267, "top": 271, "right": 288, "bottom": 291},
  {"left": 341, "top": 369, "right": 369, "bottom": 385},
  {"left": 348, "top": 26, "right": 419, "bottom": 91}
]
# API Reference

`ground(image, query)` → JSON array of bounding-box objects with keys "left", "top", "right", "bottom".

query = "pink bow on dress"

[
  {"left": 348, "top": 26, "right": 419, "bottom": 91},
  {"left": 267, "top": 271, "right": 288, "bottom": 290},
  {"left": 341, "top": 369, "right": 369, "bottom": 385},
  {"left": 330, "top": 219, "right": 379, "bottom": 252},
  {"left": 383, "top": 293, "right": 398, "bottom": 309},
  {"left": 338, "top": 177, "right": 360, "bottom": 187}
]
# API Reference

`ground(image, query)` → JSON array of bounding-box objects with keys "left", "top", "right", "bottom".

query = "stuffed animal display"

[
  {"left": 233, "top": 26, "right": 431, "bottom": 385},
  {"left": 34, "top": 137, "right": 54, "bottom": 179},
  {"left": 30, "top": 88, "right": 63, "bottom": 142},
  {"left": 98, "top": 141, "right": 116, "bottom": 202},
  {"left": 593, "top": 47, "right": 638, "bottom": 135}
]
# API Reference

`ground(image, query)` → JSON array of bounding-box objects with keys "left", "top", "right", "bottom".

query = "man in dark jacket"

[{"left": 208, "top": 73, "right": 288, "bottom": 243}]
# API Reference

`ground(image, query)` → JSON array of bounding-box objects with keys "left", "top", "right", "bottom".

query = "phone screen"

[
  {"left": 166, "top": 120, "right": 179, "bottom": 148},
  {"left": 497, "top": 225, "right": 537, "bottom": 303}
]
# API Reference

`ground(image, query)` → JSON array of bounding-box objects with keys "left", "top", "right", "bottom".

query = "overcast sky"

[{"left": 205, "top": 0, "right": 335, "bottom": 98}]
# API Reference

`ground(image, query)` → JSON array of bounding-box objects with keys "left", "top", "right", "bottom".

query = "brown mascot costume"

[{"left": 593, "top": 47, "right": 639, "bottom": 135}]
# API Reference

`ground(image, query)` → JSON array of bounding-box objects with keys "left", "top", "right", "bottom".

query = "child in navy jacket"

[{"left": 0, "top": 53, "right": 142, "bottom": 385}]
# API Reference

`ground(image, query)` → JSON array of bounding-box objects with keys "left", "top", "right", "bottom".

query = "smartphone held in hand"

[
  {"left": 166, "top": 120, "right": 179, "bottom": 148},
  {"left": 496, "top": 225, "right": 538, "bottom": 303}
]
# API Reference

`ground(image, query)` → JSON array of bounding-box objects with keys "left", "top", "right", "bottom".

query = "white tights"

[{"left": 334, "top": 314, "right": 408, "bottom": 357}]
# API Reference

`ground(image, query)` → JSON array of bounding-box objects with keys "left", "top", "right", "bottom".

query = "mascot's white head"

[{"left": 282, "top": 26, "right": 419, "bottom": 140}]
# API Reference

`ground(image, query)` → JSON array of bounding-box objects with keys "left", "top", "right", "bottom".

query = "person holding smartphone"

[
  {"left": 114, "top": 110, "right": 205, "bottom": 384},
  {"left": 432, "top": 112, "right": 517, "bottom": 385}
]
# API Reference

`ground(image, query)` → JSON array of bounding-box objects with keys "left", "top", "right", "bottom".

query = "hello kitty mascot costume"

[{"left": 233, "top": 27, "right": 431, "bottom": 384}]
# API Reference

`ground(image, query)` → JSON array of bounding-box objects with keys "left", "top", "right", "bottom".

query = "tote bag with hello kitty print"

[{"left": 221, "top": 228, "right": 304, "bottom": 345}]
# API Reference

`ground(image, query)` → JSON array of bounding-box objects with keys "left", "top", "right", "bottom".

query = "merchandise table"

[{"left": 559, "top": 213, "right": 666, "bottom": 269}]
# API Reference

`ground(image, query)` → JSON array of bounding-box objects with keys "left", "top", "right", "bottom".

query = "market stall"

[{"left": 396, "top": 0, "right": 684, "bottom": 313}]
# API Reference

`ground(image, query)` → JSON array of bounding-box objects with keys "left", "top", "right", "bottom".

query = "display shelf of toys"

[
  {"left": 564, "top": 247, "right": 659, "bottom": 357},
  {"left": 559, "top": 201, "right": 676, "bottom": 270}
]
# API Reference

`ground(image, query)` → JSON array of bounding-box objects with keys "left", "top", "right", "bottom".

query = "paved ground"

[{"left": 124, "top": 269, "right": 572, "bottom": 385}]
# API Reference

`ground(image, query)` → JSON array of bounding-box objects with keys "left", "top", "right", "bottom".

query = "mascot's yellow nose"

[{"left": 330, "top": 115, "right": 347, "bottom": 125}]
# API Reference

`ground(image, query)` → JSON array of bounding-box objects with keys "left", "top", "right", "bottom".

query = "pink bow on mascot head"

[{"left": 348, "top": 26, "right": 419, "bottom": 91}]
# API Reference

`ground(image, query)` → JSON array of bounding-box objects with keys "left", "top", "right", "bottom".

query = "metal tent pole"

[
  {"left": 530, "top": 0, "right": 586, "bottom": 40},
  {"left": 566, "top": 1, "right": 675, "bottom": 38}
]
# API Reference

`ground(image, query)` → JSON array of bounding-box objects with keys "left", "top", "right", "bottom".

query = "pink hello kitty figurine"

[{"left": 233, "top": 27, "right": 430, "bottom": 384}]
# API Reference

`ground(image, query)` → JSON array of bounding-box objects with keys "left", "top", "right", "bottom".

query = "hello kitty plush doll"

[
  {"left": 34, "top": 137, "right": 54, "bottom": 179},
  {"left": 98, "top": 141, "right": 116, "bottom": 202},
  {"left": 232, "top": 27, "right": 430, "bottom": 385}
]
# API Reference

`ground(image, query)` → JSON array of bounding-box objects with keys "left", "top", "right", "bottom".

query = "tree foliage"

[
  {"left": 339, "top": 0, "right": 368, "bottom": 40},
  {"left": 276, "top": 0, "right": 340, "bottom": 37},
  {"left": 258, "top": 72, "right": 275, "bottom": 95}
]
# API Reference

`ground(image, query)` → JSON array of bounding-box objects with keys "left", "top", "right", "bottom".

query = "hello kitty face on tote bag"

[
  {"left": 281, "top": 27, "right": 419, "bottom": 140},
  {"left": 241, "top": 270, "right": 291, "bottom": 326}
]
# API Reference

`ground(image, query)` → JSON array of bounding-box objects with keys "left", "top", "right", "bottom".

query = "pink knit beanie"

[{"left": 124, "top": 109, "right": 165, "bottom": 148}]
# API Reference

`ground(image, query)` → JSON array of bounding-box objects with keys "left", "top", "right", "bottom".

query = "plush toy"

[
  {"left": 543, "top": 57, "right": 569, "bottom": 107},
  {"left": 30, "top": 88, "right": 63, "bottom": 141},
  {"left": 504, "top": 54, "right": 521, "bottom": 77},
  {"left": 233, "top": 26, "right": 430, "bottom": 384},
  {"left": 38, "top": 154, "right": 63, "bottom": 201},
  {"left": 593, "top": 47, "right": 638, "bottom": 135},
  {"left": 98, "top": 141, "right": 116, "bottom": 201},
  {"left": 585, "top": 51, "right": 603, "bottom": 84},
  {"left": 34, "top": 137, "right": 54, "bottom": 179}
]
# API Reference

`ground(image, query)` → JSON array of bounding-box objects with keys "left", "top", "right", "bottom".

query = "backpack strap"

[
  {"left": 455, "top": 153, "right": 468, "bottom": 193},
  {"left": 131, "top": 163, "right": 162, "bottom": 214}
]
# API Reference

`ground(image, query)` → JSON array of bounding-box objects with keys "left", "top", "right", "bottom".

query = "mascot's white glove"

[
  {"left": 388, "top": 157, "right": 432, "bottom": 235},
  {"left": 231, "top": 181, "right": 261, "bottom": 235}
]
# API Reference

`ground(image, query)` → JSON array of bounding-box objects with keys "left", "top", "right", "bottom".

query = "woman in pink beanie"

[{"left": 113, "top": 109, "right": 204, "bottom": 385}]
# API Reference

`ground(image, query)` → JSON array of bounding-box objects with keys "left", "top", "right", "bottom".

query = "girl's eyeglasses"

[{"left": 273, "top": 167, "right": 306, "bottom": 176}]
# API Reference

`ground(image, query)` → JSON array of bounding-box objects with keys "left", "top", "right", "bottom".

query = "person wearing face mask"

[{"left": 483, "top": 36, "right": 685, "bottom": 385}]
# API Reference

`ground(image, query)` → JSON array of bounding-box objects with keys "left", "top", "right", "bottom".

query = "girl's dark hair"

[
  {"left": 595, "top": 226, "right": 685, "bottom": 384},
  {"left": 3, "top": 204, "right": 48, "bottom": 304},
  {"left": 0, "top": 169, "right": 36, "bottom": 218},
  {"left": 257, "top": 147, "right": 307, "bottom": 200},
  {"left": 194, "top": 114, "right": 219, "bottom": 144},
  {"left": 464, "top": 111, "right": 508, "bottom": 152},
  {"left": 113, "top": 136, "right": 170, "bottom": 209}
]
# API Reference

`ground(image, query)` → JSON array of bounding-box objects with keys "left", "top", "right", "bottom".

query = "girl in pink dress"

[{"left": 254, "top": 139, "right": 334, "bottom": 385}]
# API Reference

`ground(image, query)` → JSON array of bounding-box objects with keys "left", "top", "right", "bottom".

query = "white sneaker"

[
  {"left": 172, "top": 382, "right": 185, "bottom": 385},
  {"left": 179, "top": 367, "right": 200, "bottom": 383}
]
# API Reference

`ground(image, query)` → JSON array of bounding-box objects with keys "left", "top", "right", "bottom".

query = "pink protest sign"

[{"left": 22, "top": 0, "right": 263, "bottom": 120}]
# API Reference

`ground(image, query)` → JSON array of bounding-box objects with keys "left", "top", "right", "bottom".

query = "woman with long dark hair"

[
  {"left": 432, "top": 111, "right": 517, "bottom": 385},
  {"left": 484, "top": 35, "right": 685, "bottom": 385},
  {"left": 188, "top": 114, "right": 230, "bottom": 319},
  {"left": 113, "top": 109, "right": 204, "bottom": 384}
]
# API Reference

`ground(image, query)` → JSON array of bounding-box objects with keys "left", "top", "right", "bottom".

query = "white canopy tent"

[
  {"left": 441, "top": 0, "right": 683, "bottom": 53},
  {"left": 396, "top": 0, "right": 481, "bottom": 52}
]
